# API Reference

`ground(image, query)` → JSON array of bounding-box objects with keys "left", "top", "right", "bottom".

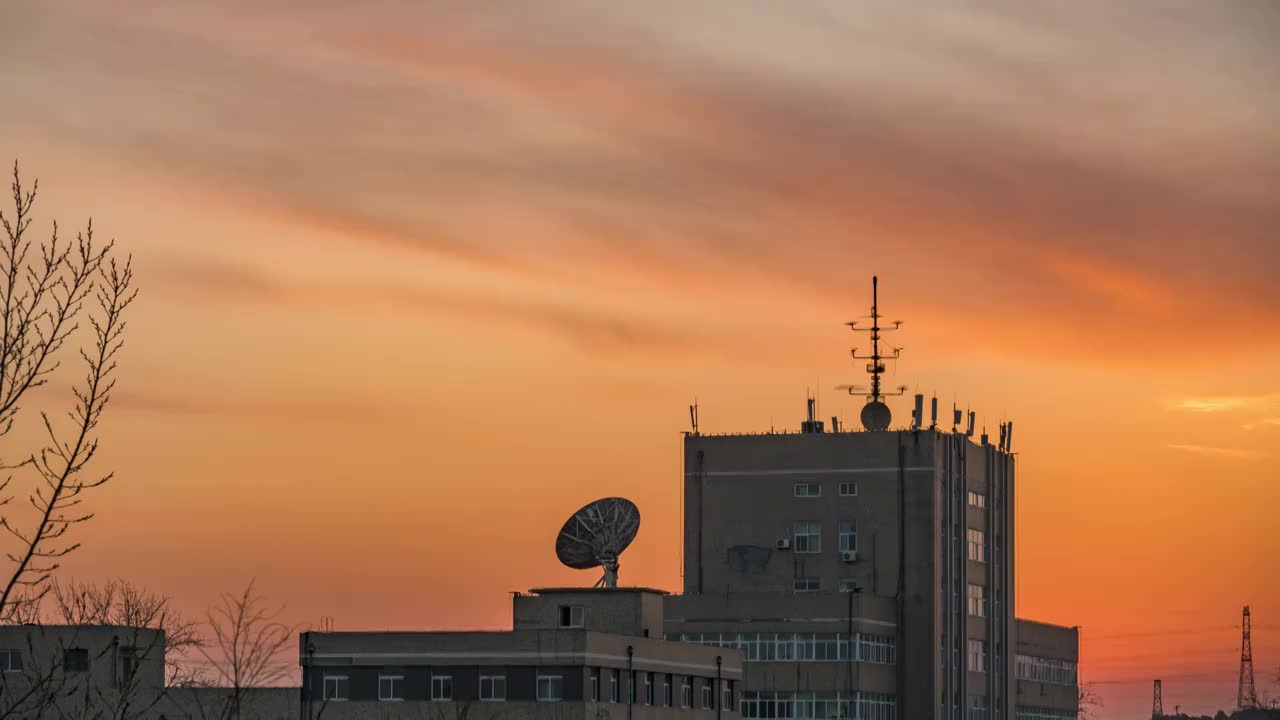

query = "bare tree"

[
  {"left": 0, "top": 578, "right": 201, "bottom": 720},
  {"left": 1078, "top": 683, "right": 1103, "bottom": 720},
  {"left": 48, "top": 577, "right": 204, "bottom": 685},
  {"left": 0, "top": 160, "right": 136, "bottom": 620},
  {"left": 197, "top": 580, "right": 297, "bottom": 720}
]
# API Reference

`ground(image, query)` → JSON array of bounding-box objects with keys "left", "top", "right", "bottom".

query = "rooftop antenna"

[
  {"left": 689, "top": 402, "right": 699, "bottom": 436},
  {"left": 837, "top": 276, "right": 906, "bottom": 431},
  {"left": 911, "top": 394, "right": 924, "bottom": 430},
  {"left": 952, "top": 402, "right": 961, "bottom": 433},
  {"left": 801, "top": 392, "right": 825, "bottom": 434},
  {"left": 930, "top": 394, "right": 938, "bottom": 430},
  {"left": 555, "top": 497, "right": 641, "bottom": 589},
  {"left": 966, "top": 409, "right": 976, "bottom": 438}
]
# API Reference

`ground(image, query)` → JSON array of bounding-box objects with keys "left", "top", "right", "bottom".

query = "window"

[
  {"left": 645, "top": 672, "right": 654, "bottom": 705},
  {"left": 702, "top": 680, "right": 714, "bottom": 709},
  {"left": 559, "top": 604, "right": 585, "bottom": 628},
  {"left": 794, "top": 522, "right": 821, "bottom": 553},
  {"left": 1016, "top": 655, "right": 1078, "bottom": 686},
  {"left": 537, "top": 674, "right": 564, "bottom": 702},
  {"left": 794, "top": 576, "right": 821, "bottom": 592},
  {"left": 591, "top": 668, "right": 600, "bottom": 701},
  {"left": 379, "top": 675, "right": 404, "bottom": 701},
  {"left": 63, "top": 648, "right": 89, "bottom": 672},
  {"left": 0, "top": 649, "right": 20, "bottom": 672},
  {"left": 724, "top": 680, "right": 735, "bottom": 710},
  {"left": 117, "top": 646, "right": 139, "bottom": 689},
  {"left": 431, "top": 674, "right": 453, "bottom": 701},
  {"left": 681, "top": 676, "right": 692, "bottom": 708},
  {"left": 839, "top": 577, "right": 861, "bottom": 593},
  {"left": 678, "top": 631, "right": 895, "bottom": 664},
  {"left": 664, "top": 673, "right": 673, "bottom": 707},
  {"left": 742, "top": 691, "right": 895, "bottom": 719},
  {"left": 629, "top": 670, "right": 637, "bottom": 704},
  {"left": 968, "top": 584, "right": 987, "bottom": 617},
  {"left": 480, "top": 674, "right": 506, "bottom": 701},
  {"left": 969, "top": 695, "right": 990, "bottom": 720},
  {"left": 611, "top": 669, "right": 620, "bottom": 703},
  {"left": 968, "top": 491, "right": 986, "bottom": 509},
  {"left": 839, "top": 519, "right": 857, "bottom": 553},
  {"left": 323, "top": 675, "right": 349, "bottom": 702},
  {"left": 839, "top": 481, "right": 857, "bottom": 496},
  {"left": 968, "top": 639, "right": 988, "bottom": 673},
  {"left": 967, "top": 528, "right": 987, "bottom": 562},
  {"left": 1015, "top": 707, "right": 1077, "bottom": 720},
  {"left": 794, "top": 482, "right": 821, "bottom": 497}
]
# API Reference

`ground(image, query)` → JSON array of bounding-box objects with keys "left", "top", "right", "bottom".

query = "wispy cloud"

[
  {"left": 3, "top": 1, "right": 1278, "bottom": 364},
  {"left": 1170, "top": 393, "right": 1280, "bottom": 413},
  {"left": 1167, "top": 444, "right": 1267, "bottom": 461},
  {"left": 111, "top": 388, "right": 409, "bottom": 425},
  {"left": 1242, "top": 417, "right": 1280, "bottom": 431}
]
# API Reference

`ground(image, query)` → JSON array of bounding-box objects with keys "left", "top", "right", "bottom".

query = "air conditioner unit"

[
  {"left": 840, "top": 551, "right": 857, "bottom": 563},
  {"left": 776, "top": 538, "right": 791, "bottom": 551}
]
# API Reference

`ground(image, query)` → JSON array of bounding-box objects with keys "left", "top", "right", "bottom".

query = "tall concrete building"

[{"left": 664, "top": 279, "right": 1078, "bottom": 720}]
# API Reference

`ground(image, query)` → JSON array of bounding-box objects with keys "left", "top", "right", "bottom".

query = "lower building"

[
  {"left": 301, "top": 587, "right": 744, "bottom": 719},
  {"left": 1014, "top": 620, "right": 1079, "bottom": 720},
  {"left": 0, "top": 623, "right": 296, "bottom": 719}
]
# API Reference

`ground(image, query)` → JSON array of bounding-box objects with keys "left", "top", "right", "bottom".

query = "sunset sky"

[{"left": 2, "top": 2, "right": 1278, "bottom": 716}]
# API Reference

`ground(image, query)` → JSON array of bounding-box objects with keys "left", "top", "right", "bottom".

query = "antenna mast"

[
  {"left": 1152, "top": 679, "right": 1162, "bottom": 719},
  {"left": 1238, "top": 605, "right": 1258, "bottom": 709},
  {"left": 838, "top": 276, "right": 906, "bottom": 431}
]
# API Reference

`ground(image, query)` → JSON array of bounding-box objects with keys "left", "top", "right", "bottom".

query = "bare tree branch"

[
  {"left": 0, "top": 160, "right": 136, "bottom": 618},
  {"left": 198, "top": 579, "right": 297, "bottom": 720}
]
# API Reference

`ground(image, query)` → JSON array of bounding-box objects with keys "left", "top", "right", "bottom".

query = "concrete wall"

[
  {"left": 300, "top": 629, "right": 741, "bottom": 720},
  {"left": 0, "top": 624, "right": 166, "bottom": 718},
  {"left": 682, "top": 430, "right": 930, "bottom": 598},
  {"left": 514, "top": 589, "right": 666, "bottom": 639},
  {"left": 161, "top": 686, "right": 299, "bottom": 720},
  {"left": 1014, "top": 620, "right": 1078, "bottom": 713}
]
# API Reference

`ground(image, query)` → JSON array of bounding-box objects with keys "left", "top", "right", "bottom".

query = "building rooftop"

[{"left": 526, "top": 586, "right": 669, "bottom": 596}]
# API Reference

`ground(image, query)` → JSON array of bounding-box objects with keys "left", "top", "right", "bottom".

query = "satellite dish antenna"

[{"left": 555, "top": 497, "right": 641, "bottom": 589}]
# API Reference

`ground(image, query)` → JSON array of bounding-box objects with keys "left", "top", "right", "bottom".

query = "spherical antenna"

[
  {"left": 861, "top": 400, "right": 892, "bottom": 431},
  {"left": 555, "top": 497, "right": 641, "bottom": 589}
]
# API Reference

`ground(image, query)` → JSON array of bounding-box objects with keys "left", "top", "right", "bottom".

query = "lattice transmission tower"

[
  {"left": 1238, "top": 605, "right": 1258, "bottom": 709},
  {"left": 1152, "top": 679, "right": 1163, "bottom": 720}
]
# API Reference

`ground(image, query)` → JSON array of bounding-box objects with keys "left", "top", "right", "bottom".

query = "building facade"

[
  {"left": 666, "top": 423, "right": 1078, "bottom": 720},
  {"left": 301, "top": 588, "right": 744, "bottom": 719},
  {"left": 0, "top": 623, "right": 296, "bottom": 719},
  {"left": 0, "top": 624, "right": 166, "bottom": 718}
]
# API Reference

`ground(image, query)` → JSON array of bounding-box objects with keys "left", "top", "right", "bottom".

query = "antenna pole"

[
  {"left": 870, "top": 276, "right": 882, "bottom": 402},
  {"left": 841, "top": 276, "right": 906, "bottom": 431}
]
